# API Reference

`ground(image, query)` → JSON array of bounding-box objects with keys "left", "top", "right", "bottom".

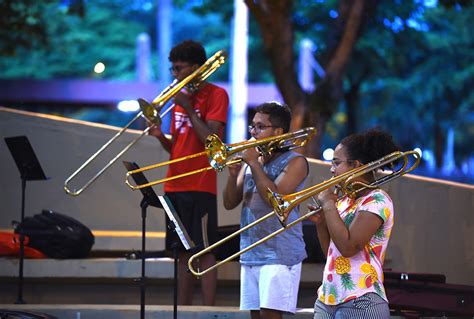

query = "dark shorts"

[{"left": 165, "top": 191, "right": 218, "bottom": 253}]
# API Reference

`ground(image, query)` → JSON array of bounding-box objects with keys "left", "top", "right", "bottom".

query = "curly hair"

[
  {"left": 169, "top": 40, "right": 207, "bottom": 66},
  {"left": 340, "top": 128, "right": 400, "bottom": 168}
]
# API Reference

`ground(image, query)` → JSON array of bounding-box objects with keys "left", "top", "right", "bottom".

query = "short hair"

[
  {"left": 254, "top": 101, "right": 292, "bottom": 133},
  {"left": 169, "top": 40, "right": 207, "bottom": 66},
  {"left": 340, "top": 128, "right": 400, "bottom": 168}
]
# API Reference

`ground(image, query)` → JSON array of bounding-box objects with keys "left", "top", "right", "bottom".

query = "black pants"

[{"left": 165, "top": 191, "right": 218, "bottom": 252}]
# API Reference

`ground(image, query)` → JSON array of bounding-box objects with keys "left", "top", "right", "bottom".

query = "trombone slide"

[
  {"left": 187, "top": 149, "right": 421, "bottom": 277},
  {"left": 268, "top": 150, "right": 421, "bottom": 226},
  {"left": 63, "top": 50, "right": 227, "bottom": 196},
  {"left": 125, "top": 127, "right": 318, "bottom": 190}
]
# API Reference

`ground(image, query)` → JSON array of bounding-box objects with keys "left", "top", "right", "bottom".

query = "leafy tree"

[
  {"left": 0, "top": 0, "right": 146, "bottom": 79},
  {"left": 243, "top": 0, "right": 472, "bottom": 171},
  {"left": 174, "top": 0, "right": 272, "bottom": 83},
  {"left": 348, "top": 3, "right": 474, "bottom": 169},
  {"left": 243, "top": 0, "right": 380, "bottom": 157},
  {"left": 1, "top": 0, "right": 472, "bottom": 178},
  {"left": 395, "top": 4, "right": 474, "bottom": 168},
  {"left": 0, "top": 0, "right": 56, "bottom": 56}
]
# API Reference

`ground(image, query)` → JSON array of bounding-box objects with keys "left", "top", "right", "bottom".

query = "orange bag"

[{"left": 0, "top": 232, "right": 46, "bottom": 259}]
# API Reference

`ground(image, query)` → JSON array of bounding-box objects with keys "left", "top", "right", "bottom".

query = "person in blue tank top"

[{"left": 223, "top": 101, "right": 309, "bottom": 319}]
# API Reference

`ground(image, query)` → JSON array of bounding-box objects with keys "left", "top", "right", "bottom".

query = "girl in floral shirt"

[{"left": 310, "top": 129, "right": 399, "bottom": 319}]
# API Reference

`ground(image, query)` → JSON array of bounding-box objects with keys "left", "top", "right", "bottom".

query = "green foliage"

[
  {"left": 0, "top": 0, "right": 146, "bottom": 79},
  {"left": 1, "top": 0, "right": 472, "bottom": 177},
  {"left": 169, "top": 4, "right": 231, "bottom": 82},
  {"left": 0, "top": 0, "right": 56, "bottom": 56},
  {"left": 174, "top": 0, "right": 273, "bottom": 82},
  {"left": 350, "top": 2, "right": 474, "bottom": 168}
]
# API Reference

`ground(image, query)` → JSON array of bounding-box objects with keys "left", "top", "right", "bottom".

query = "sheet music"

[{"left": 158, "top": 196, "right": 195, "bottom": 251}]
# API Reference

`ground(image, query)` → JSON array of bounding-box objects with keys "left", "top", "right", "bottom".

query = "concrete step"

[
  {"left": 0, "top": 305, "right": 315, "bottom": 319},
  {"left": 0, "top": 257, "right": 322, "bottom": 308},
  {"left": 0, "top": 304, "right": 429, "bottom": 319},
  {"left": 0, "top": 257, "right": 323, "bottom": 282},
  {"left": 0, "top": 258, "right": 460, "bottom": 318}
]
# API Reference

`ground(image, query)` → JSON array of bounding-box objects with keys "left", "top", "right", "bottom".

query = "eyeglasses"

[
  {"left": 169, "top": 64, "right": 191, "bottom": 74},
  {"left": 331, "top": 159, "right": 355, "bottom": 168},
  {"left": 248, "top": 124, "right": 275, "bottom": 133}
]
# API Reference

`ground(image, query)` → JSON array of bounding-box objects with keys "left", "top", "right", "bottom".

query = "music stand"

[
  {"left": 123, "top": 161, "right": 194, "bottom": 319},
  {"left": 4, "top": 136, "right": 48, "bottom": 304},
  {"left": 159, "top": 195, "right": 195, "bottom": 319}
]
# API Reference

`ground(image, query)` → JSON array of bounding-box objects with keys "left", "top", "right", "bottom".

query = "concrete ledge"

[
  {"left": 0, "top": 228, "right": 166, "bottom": 252},
  {"left": 0, "top": 257, "right": 323, "bottom": 283},
  {"left": 0, "top": 304, "right": 424, "bottom": 319},
  {"left": 0, "top": 257, "right": 323, "bottom": 307},
  {"left": 0, "top": 304, "right": 314, "bottom": 319}
]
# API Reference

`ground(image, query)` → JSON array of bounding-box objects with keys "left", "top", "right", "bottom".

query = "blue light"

[{"left": 424, "top": 0, "right": 437, "bottom": 8}]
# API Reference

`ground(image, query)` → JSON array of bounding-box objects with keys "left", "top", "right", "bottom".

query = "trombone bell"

[
  {"left": 125, "top": 127, "right": 318, "bottom": 190},
  {"left": 206, "top": 133, "right": 229, "bottom": 171},
  {"left": 268, "top": 150, "right": 421, "bottom": 226},
  {"left": 267, "top": 189, "right": 290, "bottom": 226},
  {"left": 64, "top": 50, "right": 227, "bottom": 196},
  {"left": 187, "top": 149, "right": 420, "bottom": 277},
  {"left": 138, "top": 98, "right": 161, "bottom": 125}
]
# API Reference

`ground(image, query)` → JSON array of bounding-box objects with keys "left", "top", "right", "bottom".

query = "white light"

[
  {"left": 94, "top": 62, "right": 106, "bottom": 74},
  {"left": 414, "top": 147, "right": 423, "bottom": 158},
  {"left": 322, "top": 148, "right": 334, "bottom": 161},
  {"left": 117, "top": 100, "right": 140, "bottom": 112},
  {"left": 228, "top": 0, "right": 249, "bottom": 143}
]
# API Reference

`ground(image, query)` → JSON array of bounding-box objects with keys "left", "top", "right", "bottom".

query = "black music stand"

[
  {"left": 4, "top": 136, "right": 48, "bottom": 304},
  {"left": 123, "top": 161, "right": 194, "bottom": 319}
]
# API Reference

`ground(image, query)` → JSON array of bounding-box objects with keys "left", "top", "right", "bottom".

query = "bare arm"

[
  {"left": 245, "top": 149, "right": 308, "bottom": 206},
  {"left": 308, "top": 204, "right": 331, "bottom": 256},
  {"left": 149, "top": 89, "right": 226, "bottom": 152},
  {"left": 318, "top": 189, "right": 383, "bottom": 257},
  {"left": 148, "top": 124, "right": 173, "bottom": 153},
  {"left": 223, "top": 163, "right": 245, "bottom": 210},
  {"left": 307, "top": 204, "right": 330, "bottom": 256}
]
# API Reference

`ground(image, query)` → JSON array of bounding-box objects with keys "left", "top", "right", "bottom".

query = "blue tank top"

[{"left": 240, "top": 151, "right": 308, "bottom": 266}]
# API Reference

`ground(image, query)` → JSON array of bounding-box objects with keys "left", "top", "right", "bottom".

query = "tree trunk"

[
  {"left": 345, "top": 81, "right": 361, "bottom": 135},
  {"left": 245, "top": 0, "right": 375, "bottom": 159}
]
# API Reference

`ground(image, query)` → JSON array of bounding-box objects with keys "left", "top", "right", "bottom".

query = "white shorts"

[{"left": 240, "top": 263, "right": 302, "bottom": 314}]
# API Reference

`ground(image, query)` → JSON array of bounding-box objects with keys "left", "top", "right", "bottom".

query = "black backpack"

[{"left": 13, "top": 210, "right": 94, "bottom": 259}]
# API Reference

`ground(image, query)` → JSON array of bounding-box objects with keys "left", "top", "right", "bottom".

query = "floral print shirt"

[{"left": 317, "top": 189, "right": 394, "bottom": 305}]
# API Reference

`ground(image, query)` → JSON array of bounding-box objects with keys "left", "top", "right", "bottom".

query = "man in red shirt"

[{"left": 148, "top": 40, "right": 229, "bottom": 305}]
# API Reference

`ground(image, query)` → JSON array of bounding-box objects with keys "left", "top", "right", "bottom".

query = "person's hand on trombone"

[
  {"left": 147, "top": 120, "right": 164, "bottom": 138},
  {"left": 306, "top": 202, "right": 325, "bottom": 225},
  {"left": 174, "top": 90, "right": 194, "bottom": 115},
  {"left": 227, "top": 161, "right": 242, "bottom": 179}
]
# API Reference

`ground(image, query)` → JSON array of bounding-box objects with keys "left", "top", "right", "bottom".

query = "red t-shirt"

[{"left": 164, "top": 83, "right": 229, "bottom": 194}]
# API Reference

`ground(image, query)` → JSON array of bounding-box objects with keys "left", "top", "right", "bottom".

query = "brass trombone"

[
  {"left": 187, "top": 150, "right": 420, "bottom": 277},
  {"left": 269, "top": 150, "right": 421, "bottom": 225},
  {"left": 63, "top": 50, "right": 227, "bottom": 196},
  {"left": 125, "top": 127, "right": 318, "bottom": 190}
]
